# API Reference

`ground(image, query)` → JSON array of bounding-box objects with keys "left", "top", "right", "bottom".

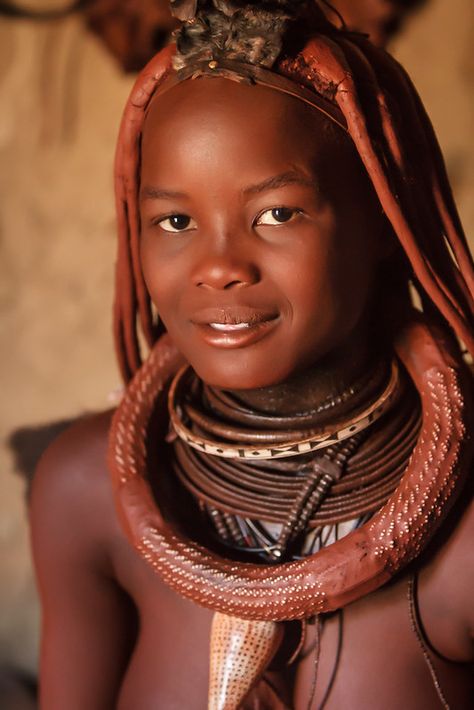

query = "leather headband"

[{"left": 150, "top": 57, "right": 348, "bottom": 132}]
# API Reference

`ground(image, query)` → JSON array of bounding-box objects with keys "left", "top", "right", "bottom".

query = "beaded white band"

[{"left": 168, "top": 360, "right": 400, "bottom": 460}]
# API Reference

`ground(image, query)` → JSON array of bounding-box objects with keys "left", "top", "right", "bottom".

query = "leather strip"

[{"left": 149, "top": 57, "right": 348, "bottom": 131}]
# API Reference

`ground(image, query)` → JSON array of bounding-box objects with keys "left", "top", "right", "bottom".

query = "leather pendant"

[{"left": 208, "top": 612, "right": 283, "bottom": 709}]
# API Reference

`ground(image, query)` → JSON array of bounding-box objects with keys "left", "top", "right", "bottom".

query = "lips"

[{"left": 191, "top": 306, "right": 279, "bottom": 348}]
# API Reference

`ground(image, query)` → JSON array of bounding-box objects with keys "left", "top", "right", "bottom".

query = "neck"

[{"left": 223, "top": 324, "right": 386, "bottom": 417}]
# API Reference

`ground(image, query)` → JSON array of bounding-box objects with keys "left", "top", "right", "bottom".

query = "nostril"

[
  {"left": 193, "top": 262, "right": 260, "bottom": 290},
  {"left": 224, "top": 280, "right": 243, "bottom": 290},
  {"left": 196, "top": 279, "right": 245, "bottom": 289}
]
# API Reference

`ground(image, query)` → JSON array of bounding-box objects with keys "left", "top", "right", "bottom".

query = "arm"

[{"left": 30, "top": 412, "right": 136, "bottom": 710}]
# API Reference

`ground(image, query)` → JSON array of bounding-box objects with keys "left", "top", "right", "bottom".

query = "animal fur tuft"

[{"left": 172, "top": 0, "right": 312, "bottom": 70}]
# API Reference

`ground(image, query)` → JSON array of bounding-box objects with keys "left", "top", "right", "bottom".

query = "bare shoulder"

[
  {"left": 30, "top": 409, "right": 119, "bottom": 574},
  {"left": 419, "top": 487, "right": 474, "bottom": 661},
  {"left": 424, "top": 491, "right": 474, "bottom": 593},
  {"left": 31, "top": 412, "right": 144, "bottom": 709},
  {"left": 34, "top": 408, "right": 113, "bottom": 478}
]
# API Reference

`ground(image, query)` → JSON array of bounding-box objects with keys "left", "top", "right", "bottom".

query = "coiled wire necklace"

[{"left": 168, "top": 357, "right": 421, "bottom": 562}]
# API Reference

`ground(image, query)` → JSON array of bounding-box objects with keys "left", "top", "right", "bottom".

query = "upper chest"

[{"left": 110, "top": 535, "right": 472, "bottom": 710}]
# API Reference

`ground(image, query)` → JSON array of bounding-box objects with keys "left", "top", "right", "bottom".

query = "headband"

[{"left": 150, "top": 56, "right": 348, "bottom": 132}]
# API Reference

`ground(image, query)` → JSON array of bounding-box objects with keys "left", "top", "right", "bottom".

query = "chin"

[{"left": 189, "top": 355, "right": 293, "bottom": 391}]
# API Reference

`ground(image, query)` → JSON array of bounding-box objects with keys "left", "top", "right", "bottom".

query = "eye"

[
  {"left": 255, "top": 207, "right": 300, "bottom": 226},
  {"left": 156, "top": 214, "right": 197, "bottom": 232}
]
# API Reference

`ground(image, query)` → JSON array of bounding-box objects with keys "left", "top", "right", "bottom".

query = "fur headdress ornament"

[{"left": 170, "top": 0, "right": 313, "bottom": 68}]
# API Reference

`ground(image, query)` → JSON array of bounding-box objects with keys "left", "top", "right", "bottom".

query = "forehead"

[
  {"left": 145, "top": 75, "right": 315, "bottom": 129},
  {"left": 144, "top": 76, "right": 344, "bottom": 150},
  {"left": 141, "top": 76, "right": 360, "bottom": 194}
]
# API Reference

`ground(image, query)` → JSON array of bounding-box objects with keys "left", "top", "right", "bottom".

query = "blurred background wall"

[{"left": 0, "top": 0, "right": 473, "bottom": 703}]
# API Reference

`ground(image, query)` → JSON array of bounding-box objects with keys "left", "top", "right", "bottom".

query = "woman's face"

[{"left": 140, "top": 77, "right": 386, "bottom": 390}]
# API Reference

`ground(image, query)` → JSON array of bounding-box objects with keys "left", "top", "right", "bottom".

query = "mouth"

[
  {"left": 208, "top": 322, "right": 252, "bottom": 331},
  {"left": 191, "top": 307, "right": 280, "bottom": 348}
]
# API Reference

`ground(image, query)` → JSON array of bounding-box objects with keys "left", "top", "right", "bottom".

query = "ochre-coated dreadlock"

[{"left": 113, "top": 0, "right": 474, "bottom": 383}]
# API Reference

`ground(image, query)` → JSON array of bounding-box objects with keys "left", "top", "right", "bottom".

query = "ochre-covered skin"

[{"left": 31, "top": 18, "right": 474, "bottom": 710}]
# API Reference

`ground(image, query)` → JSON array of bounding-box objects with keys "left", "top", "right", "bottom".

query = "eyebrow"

[
  {"left": 243, "top": 171, "right": 317, "bottom": 196},
  {"left": 140, "top": 171, "right": 317, "bottom": 202},
  {"left": 140, "top": 186, "right": 188, "bottom": 201}
]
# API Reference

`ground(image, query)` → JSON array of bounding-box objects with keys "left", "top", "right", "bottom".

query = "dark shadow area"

[
  {"left": 8, "top": 416, "right": 83, "bottom": 496},
  {"left": 0, "top": 667, "right": 37, "bottom": 710}
]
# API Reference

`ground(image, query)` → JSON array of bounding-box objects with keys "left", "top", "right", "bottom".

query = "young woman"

[{"left": 31, "top": 1, "right": 474, "bottom": 708}]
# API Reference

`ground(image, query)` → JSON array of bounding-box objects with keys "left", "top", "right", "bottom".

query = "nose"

[{"left": 192, "top": 235, "right": 260, "bottom": 290}]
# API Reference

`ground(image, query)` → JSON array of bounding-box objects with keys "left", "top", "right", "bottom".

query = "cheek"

[
  {"left": 284, "top": 236, "right": 376, "bottom": 351},
  {"left": 140, "top": 236, "right": 181, "bottom": 325},
  {"left": 278, "top": 236, "right": 337, "bottom": 319}
]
